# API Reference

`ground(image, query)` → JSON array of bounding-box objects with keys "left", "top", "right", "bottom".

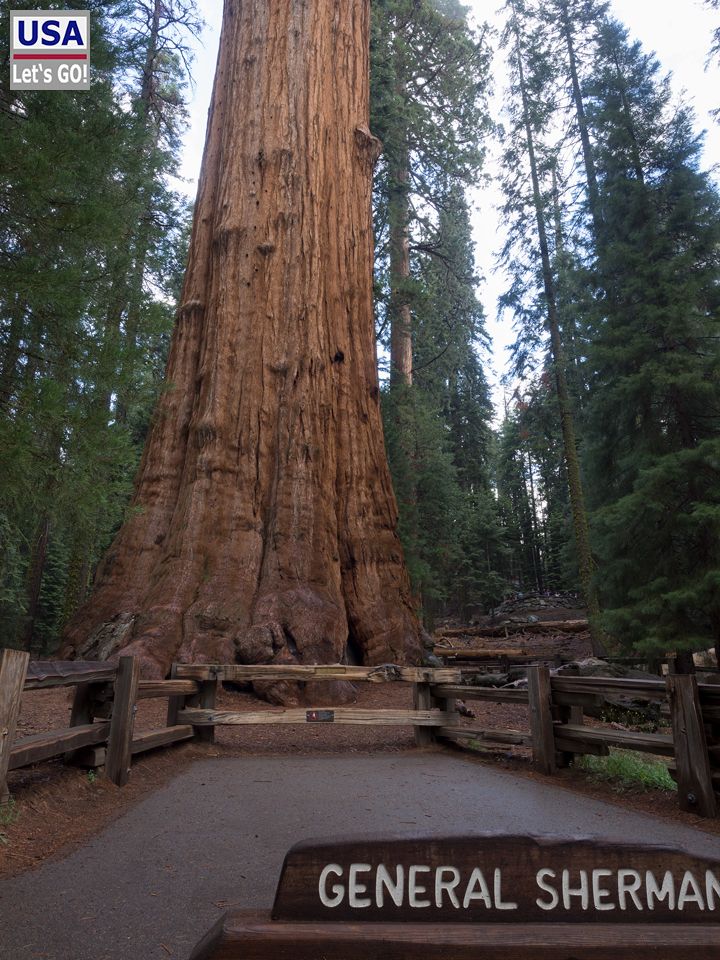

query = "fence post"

[
  {"left": 166, "top": 663, "right": 184, "bottom": 727},
  {"left": 105, "top": 656, "right": 140, "bottom": 787},
  {"left": 187, "top": 674, "right": 217, "bottom": 743},
  {"left": 667, "top": 674, "right": 716, "bottom": 818},
  {"left": 527, "top": 664, "right": 556, "bottom": 775},
  {"left": 413, "top": 681, "right": 437, "bottom": 747},
  {"left": 0, "top": 649, "right": 30, "bottom": 804},
  {"left": 65, "top": 680, "right": 111, "bottom": 767}
]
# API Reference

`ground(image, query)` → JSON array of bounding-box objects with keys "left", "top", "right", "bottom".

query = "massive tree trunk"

[{"left": 61, "top": 0, "right": 423, "bottom": 690}]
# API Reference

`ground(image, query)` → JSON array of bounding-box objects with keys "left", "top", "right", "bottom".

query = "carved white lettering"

[
  {"left": 376, "top": 864, "right": 404, "bottom": 908},
  {"left": 435, "top": 866, "right": 461, "bottom": 908},
  {"left": 348, "top": 864, "right": 372, "bottom": 908},
  {"left": 408, "top": 866, "right": 431, "bottom": 908},
  {"left": 463, "top": 868, "right": 492, "bottom": 909},
  {"left": 678, "top": 871, "right": 705, "bottom": 910},
  {"left": 536, "top": 869, "right": 559, "bottom": 911},
  {"left": 562, "top": 870, "right": 589, "bottom": 910},
  {"left": 494, "top": 869, "right": 518, "bottom": 910},
  {"left": 706, "top": 870, "right": 720, "bottom": 911},
  {"left": 617, "top": 870, "right": 642, "bottom": 911},
  {"left": 646, "top": 871, "right": 676, "bottom": 910},
  {"left": 315, "top": 860, "right": 714, "bottom": 914},
  {"left": 319, "top": 864, "right": 344, "bottom": 908},
  {"left": 592, "top": 869, "right": 615, "bottom": 911}
]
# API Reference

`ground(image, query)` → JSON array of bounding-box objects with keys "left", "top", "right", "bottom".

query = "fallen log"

[
  {"left": 434, "top": 647, "right": 530, "bottom": 660},
  {"left": 435, "top": 619, "right": 588, "bottom": 641}
]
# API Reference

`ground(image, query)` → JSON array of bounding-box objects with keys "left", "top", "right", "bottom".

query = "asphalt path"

[{"left": 1, "top": 751, "right": 719, "bottom": 960}]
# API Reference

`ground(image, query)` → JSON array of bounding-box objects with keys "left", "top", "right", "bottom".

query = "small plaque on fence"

[{"left": 306, "top": 709, "right": 335, "bottom": 723}]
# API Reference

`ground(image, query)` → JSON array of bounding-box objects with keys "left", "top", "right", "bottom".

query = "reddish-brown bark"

[{"left": 61, "top": 0, "right": 423, "bottom": 694}]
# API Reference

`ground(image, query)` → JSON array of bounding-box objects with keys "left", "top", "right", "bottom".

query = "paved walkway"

[{"left": 1, "top": 752, "right": 719, "bottom": 960}]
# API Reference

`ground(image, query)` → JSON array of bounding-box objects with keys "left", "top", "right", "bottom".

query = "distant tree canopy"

[
  {"left": 496, "top": 0, "right": 720, "bottom": 659},
  {"left": 370, "top": 0, "right": 506, "bottom": 622},
  {"left": 0, "top": 0, "right": 199, "bottom": 653}
]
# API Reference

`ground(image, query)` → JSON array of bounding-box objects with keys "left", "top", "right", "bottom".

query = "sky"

[{"left": 177, "top": 1, "right": 720, "bottom": 411}]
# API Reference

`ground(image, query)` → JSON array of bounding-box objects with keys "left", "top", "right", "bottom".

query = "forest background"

[{"left": 1, "top": 0, "right": 720, "bottom": 662}]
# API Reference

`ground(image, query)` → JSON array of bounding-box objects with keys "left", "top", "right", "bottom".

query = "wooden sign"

[
  {"left": 190, "top": 834, "right": 720, "bottom": 960},
  {"left": 272, "top": 834, "right": 720, "bottom": 924}
]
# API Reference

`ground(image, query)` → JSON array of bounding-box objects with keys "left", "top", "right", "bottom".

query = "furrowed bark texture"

[{"left": 62, "top": 0, "right": 422, "bottom": 691}]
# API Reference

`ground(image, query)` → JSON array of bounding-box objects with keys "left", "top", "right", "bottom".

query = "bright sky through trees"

[{"left": 177, "top": 1, "right": 720, "bottom": 407}]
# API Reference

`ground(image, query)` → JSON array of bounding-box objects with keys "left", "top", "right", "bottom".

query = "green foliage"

[
  {"left": 578, "top": 750, "right": 675, "bottom": 793},
  {"left": 0, "top": 797, "right": 18, "bottom": 825},
  {"left": 0, "top": 1, "right": 197, "bottom": 652},
  {"left": 582, "top": 20, "right": 720, "bottom": 654},
  {"left": 496, "top": 388, "right": 577, "bottom": 593},
  {"left": 0, "top": 796, "right": 18, "bottom": 845},
  {"left": 495, "top": 0, "right": 720, "bottom": 659},
  {"left": 372, "top": 2, "right": 507, "bottom": 621},
  {"left": 496, "top": 0, "right": 590, "bottom": 598},
  {"left": 382, "top": 383, "right": 462, "bottom": 610},
  {"left": 705, "top": 0, "right": 720, "bottom": 81},
  {"left": 371, "top": 0, "right": 491, "bottom": 203}
]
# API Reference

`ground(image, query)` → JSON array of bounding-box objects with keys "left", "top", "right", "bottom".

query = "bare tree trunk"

[
  {"left": 388, "top": 160, "right": 413, "bottom": 386},
  {"left": 0, "top": 301, "right": 24, "bottom": 407},
  {"left": 560, "top": 0, "right": 603, "bottom": 237},
  {"left": 62, "top": 0, "right": 423, "bottom": 688},
  {"left": 524, "top": 451, "right": 544, "bottom": 593}
]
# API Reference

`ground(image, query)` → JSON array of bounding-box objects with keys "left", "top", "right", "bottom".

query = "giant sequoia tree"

[{"left": 62, "top": 0, "right": 423, "bottom": 681}]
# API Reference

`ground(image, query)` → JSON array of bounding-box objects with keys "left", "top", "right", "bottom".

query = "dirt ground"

[{"left": 4, "top": 661, "right": 720, "bottom": 882}]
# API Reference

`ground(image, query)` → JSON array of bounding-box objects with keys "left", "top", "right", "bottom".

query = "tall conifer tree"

[
  {"left": 583, "top": 20, "right": 720, "bottom": 659},
  {"left": 500, "top": 0, "right": 606, "bottom": 654}
]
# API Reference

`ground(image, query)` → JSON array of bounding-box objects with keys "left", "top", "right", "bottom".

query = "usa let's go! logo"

[{"left": 10, "top": 9, "right": 90, "bottom": 90}]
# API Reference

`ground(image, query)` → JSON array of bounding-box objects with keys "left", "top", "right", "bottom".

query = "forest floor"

[{"left": 3, "top": 600, "right": 719, "bottom": 883}]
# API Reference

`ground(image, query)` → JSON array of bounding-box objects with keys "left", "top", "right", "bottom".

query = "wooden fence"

[
  {"left": 434, "top": 666, "right": 720, "bottom": 818},
  {"left": 2, "top": 649, "right": 719, "bottom": 818},
  {"left": 0, "top": 650, "right": 198, "bottom": 798}
]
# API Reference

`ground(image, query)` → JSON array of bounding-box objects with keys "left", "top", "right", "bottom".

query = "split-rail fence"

[{"left": 1, "top": 648, "right": 719, "bottom": 818}]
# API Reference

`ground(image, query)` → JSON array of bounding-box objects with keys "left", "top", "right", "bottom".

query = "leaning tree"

[{"left": 61, "top": 0, "right": 423, "bottom": 691}]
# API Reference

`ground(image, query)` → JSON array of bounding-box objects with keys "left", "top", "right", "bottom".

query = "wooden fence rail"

[
  {"left": 433, "top": 665, "right": 720, "bottom": 818},
  {"left": 2, "top": 650, "right": 720, "bottom": 818},
  {"left": 0, "top": 653, "right": 198, "bottom": 799}
]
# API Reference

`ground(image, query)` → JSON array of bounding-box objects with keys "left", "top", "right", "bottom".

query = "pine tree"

[
  {"left": 371, "top": 0, "right": 489, "bottom": 384},
  {"left": 706, "top": 0, "right": 720, "bottom": 66},
  {"left": 370, "top": 0, "right": 500, "bottom": 620},
  {"left": 500, "top": 0, "right": 606, "bottom": 654},
  {"left": 0, "top": 1, "right": 196, "bottom": 652},
  {"left": 381, "top": 186, "right": 506, "bottom": 619},
  {"left": 583, "top": 19, "right": 720, "bottom": 659}
]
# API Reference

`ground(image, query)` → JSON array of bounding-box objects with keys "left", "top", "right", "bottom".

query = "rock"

[
  {"left": 555, "top": 658, "right": 651, "bottom": 681},
  {"left": 424, "top": 654, "right": 445, "bottom": 668},
  {"left": 454, "top": 699, "right": 476, "bottom": 719},
  {"left": 466, "top": 673, "right": 509, "bottom": 687}
]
